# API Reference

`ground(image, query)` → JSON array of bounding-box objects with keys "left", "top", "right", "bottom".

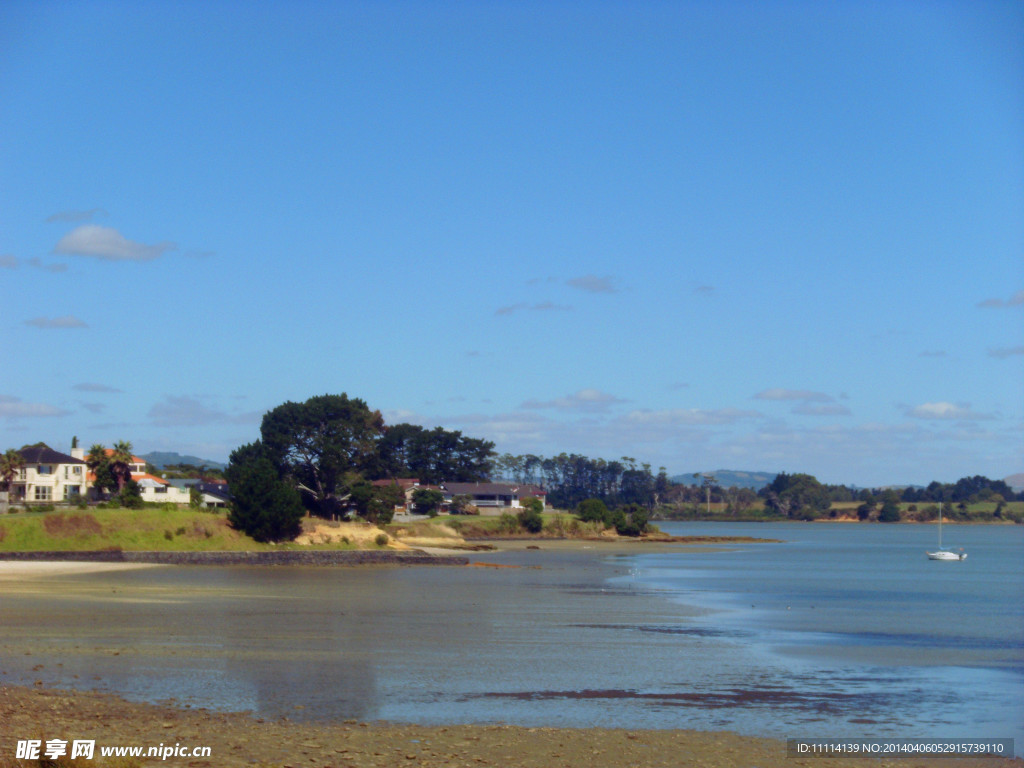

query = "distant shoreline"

[{"left": 0, "top": 549, "right": 468, "bottom": 566}]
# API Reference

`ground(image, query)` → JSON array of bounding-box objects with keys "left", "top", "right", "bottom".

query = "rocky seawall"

[{"left": 0, "top": 550, "right": 468, "bottom": 566}]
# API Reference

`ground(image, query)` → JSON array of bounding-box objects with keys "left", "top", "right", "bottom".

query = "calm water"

[
  {"left": 1, "top": 523, "right": 1021, "bottom": 744},
  {"left": 615, "top": 522, "right": 1024, "bottom": 742}
]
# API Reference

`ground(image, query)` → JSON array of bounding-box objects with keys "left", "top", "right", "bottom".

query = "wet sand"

[
  {"left": 1, "top": 684, "right": 1018, "bottom": 768},
  {"left": 2, "top": 541, "right": 1016, "bottom": 766}
]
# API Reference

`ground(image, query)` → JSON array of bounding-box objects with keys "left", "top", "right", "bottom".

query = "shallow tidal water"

[{"left": 0, "top": 523, "right": 1021, "bottom": 745}]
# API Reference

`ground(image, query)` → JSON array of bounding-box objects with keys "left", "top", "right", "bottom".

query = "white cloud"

[
  {"left": 977, "top": 289, "right": 1024, "bottom": 308},
  {"left": 906, "top": 402, "right": 993, "bottom": 421},
  {"left": 0, "top": 395, "right": 70, "bottom": 419},
  {"left": 521, "top": 389, "right": 627, "bottom": 411},
  {"left": 148, "top": 395, "right": 259, "bottom": 427},
  {"left": 623, "top": 407, "right": 761, "bottom": 426},
  {"left": 24, "top": 315, "right": 88, "bottom": 329},
  {"left": 566, "top": 275, "right": 619, "bottom": 294},
  {"left": 46, "top": 208, "right": 107, "bottom": 223},
  {"left": 989, "top": 346, "right": 1024, "bottom": 359},
  {"left": 495, "top": 301, "right": 573, "bottom": 316},
  {"left": 53, "top": 224, "right": 175, "bottom": 262},
  {"left": 754, "top": 388, "right": 834, "bottom": 402},
  {"left": 28, "top": 257, "right": 69, "bottom": 273},
  {"left": 792, "top": 403, "right": 852, "bottom": 416},
  {"left": 73, "top": 383, "right": 123, "bottom": 393}
]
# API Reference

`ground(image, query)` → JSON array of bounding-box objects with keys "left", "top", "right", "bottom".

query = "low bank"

[{"left": 0, "top": 549, "right": 468, "bottom": 566}]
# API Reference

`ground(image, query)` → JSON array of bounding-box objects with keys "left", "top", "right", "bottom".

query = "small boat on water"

[{"left": 927, "top": 503, "right": 966, "bottom": 561}]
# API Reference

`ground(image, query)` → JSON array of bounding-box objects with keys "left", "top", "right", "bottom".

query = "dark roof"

[
  {"left": 18, "top": 445, "right": 85, "bottom": 465},
  {"left": 441, "top": 482, "right": 525, "bottom": 496},
  {"left": 198, "top": 482, "right": 232, "bottom": 501}
]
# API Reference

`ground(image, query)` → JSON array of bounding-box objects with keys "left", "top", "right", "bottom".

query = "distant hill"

[
  {"left": 142, "top": 451, "right": 226, "bottom": 470},
  {"left": 671, "top": 470, "right": 776, "bottom": 491}
]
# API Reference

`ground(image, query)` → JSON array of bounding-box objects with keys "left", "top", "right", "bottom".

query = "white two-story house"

[{"left": 11, "top": 445, "right": 88, "bottom": 503}]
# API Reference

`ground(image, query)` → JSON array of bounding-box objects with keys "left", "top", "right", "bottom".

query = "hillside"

[
  {"left": 672, "top": 469, "right": 776, "bottom": 490},
  {"left": 1006, "top": 473, "right": 1024, "bottom": 493},
  {"left": 141, "top": 451, "right": 227, "bottom": 470}
]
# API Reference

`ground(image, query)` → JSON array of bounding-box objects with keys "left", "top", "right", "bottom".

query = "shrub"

[
  {"left": 163, "top": 529, "right": 174, "bottom": 541},
  {"left": 517, "top": 506, "right": 543, "bottom": 533},
  {"left": 498, "top": 513, "right": 519, "bottom": 534},
  {"left": 576, "top": 498, "right": 610, "bottom": 525},
  {"left": 375, "top": 533, "right": 389, "bottom": 547},
  {"left": 520, "top": 497, "right": 543, "bottom": 515}
]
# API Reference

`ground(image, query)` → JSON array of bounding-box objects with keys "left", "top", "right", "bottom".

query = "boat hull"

[{"left": 927, "top": 550, "right": 966, "bottom": 561}]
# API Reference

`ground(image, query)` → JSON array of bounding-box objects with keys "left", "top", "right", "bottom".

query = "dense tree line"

[
  {"left": 227, "top": 394, "right": 495, "bottom": 540},
  {"left": 493, "top": 452, "right": 666, "bottom": 510},
  {"left": 898, "top": 476, "right": 1021, "bottom": 504}
]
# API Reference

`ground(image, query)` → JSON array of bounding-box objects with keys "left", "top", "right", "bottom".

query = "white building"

[{"left": 10, "top": 445, "right": 88, "bottom": 503}]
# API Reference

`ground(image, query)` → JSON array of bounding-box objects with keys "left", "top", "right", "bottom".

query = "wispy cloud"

[
  {"left": 24, "top": 315, "right": 88, "bottom": 329},
  {"left": 989, "top": 346, "right": 1024, "bottom": 359},
  {"left": 53, "top": 225, "right": 175, "bottom": 262},
  {"left": 695, "top": 285, "right": 715, "bottom": 295},
  {"left": 0, "top": 254, "right": 17, "bottom": 269},
  {"left": 905, "top": 402, "right": 994, "bottom": 421},
  {"left": 754, "top": 388, "right": 834, "bottom": 403},
  {"left": 45, "top": 208, "right": 108, "bottom": 223},
  {"left": 977, "top": 289, "right": 1024, "bottom": 308},
  {"left": 521, "top": 389, "right": 627, "bottom": 411},
  {"left": 792, "top": 403, "right": 852, "bottom": 416},
  {"left": 148, "top": 395, "right": 260, "bottom": 427},
  {"left": 623, "top": 407, "right": 761, "bottom": 426},
  {"left": 495, "top": 301, "right": 573, "bottom": 316},
  {"left": 566, "top": 274, "right": 619, "bottom": 294},
  {"left": 28, "top": 257, "right": 69, "bottom": 273},
  {"left": 0, "top": 395, "right": 70, "bottom": 419},
  {"left": 73, "top": 383, "right": 123, "bottom": 393}
]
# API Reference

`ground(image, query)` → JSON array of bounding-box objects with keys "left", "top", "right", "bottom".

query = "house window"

[
  {"left": 64, "top": 486, "right": 81, "bottom": 499},
  {"left": 34, "top": 486, "right": 52, "bottom": 501},
  {"left": 154, "top": 486, "right": 167, "bottom": 494},
  {"left": 37, "top": 464, "right": 53, "bottom": 475}
]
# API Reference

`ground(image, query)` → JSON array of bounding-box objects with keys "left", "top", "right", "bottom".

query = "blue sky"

[{"left": 1, "top": 0, "right": 1021, "bottom": 487}]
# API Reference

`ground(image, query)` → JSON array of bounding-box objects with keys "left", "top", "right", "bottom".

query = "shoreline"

[
  {"left": 0, "top": 549, "right": 469, "bottom": 567},
  {"left": 1, "top": 684, "right": 1018, "bottom": 768}
]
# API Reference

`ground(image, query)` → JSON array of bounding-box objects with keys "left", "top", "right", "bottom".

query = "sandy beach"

[
  {"left": 0, "top": 561, "right": 164, "bottom": 581},
  {"left": 1, "top": 684, "right": 1019, "bottom": 768},
  {"left": 1, "top": 540, "right": 1020, "bottom": 767}
]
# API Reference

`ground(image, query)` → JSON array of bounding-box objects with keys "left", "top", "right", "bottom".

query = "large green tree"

[
  {"left": 1, "top": 448, "right": 25, "bottom": 492},
  {"left": 372, "top": 423, "right": 494, "bottom": 483},
  {"left": 226, "top": 441, "right": 305, "bottom": 542},
  {"left": 260, "top": 393, "right": 385, "bottom": 517},
  {"left": 761, "top": 472, "right": 831, "bottom": 519}
]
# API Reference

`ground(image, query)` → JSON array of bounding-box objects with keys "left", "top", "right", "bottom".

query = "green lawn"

[{"left": 0, "top": 505, "right": 361, "bottom": 551}]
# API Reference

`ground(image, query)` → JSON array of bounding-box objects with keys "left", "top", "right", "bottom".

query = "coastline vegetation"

[{"left": 0, "top": 504, "right": 369, "bottom": 552}]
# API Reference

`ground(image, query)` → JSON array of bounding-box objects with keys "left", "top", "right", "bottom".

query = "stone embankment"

[{"left": 0, "top": 550, "right": 468, "bottom": 566}]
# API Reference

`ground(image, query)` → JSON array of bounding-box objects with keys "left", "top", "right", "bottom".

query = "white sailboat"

[{"left": 927, "top": 503, "right": 966, "bottom": 561}]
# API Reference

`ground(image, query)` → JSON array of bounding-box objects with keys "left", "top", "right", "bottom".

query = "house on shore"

[
  {"left": 166, "top": 479, "right": 232, "bottom": 508},
  {"left": 8, "top": 445, "right": 88, "bottom": 503},
  {"left": 371, "top": 478, "right": 421, "bottom": 512},
  {"left": 439, "top": 482, "right": 547, "bottom": 513},
  {"left": 74, "top": 447, "right": 191, "bottom": 505}
]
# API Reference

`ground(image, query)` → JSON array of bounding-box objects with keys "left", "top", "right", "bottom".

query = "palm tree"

[
  {"left": 110, "top": 440, "right": 135, "bottom": 492},
  {"left": 1, "top": 448, "right": 25, "bottom": 493}
]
